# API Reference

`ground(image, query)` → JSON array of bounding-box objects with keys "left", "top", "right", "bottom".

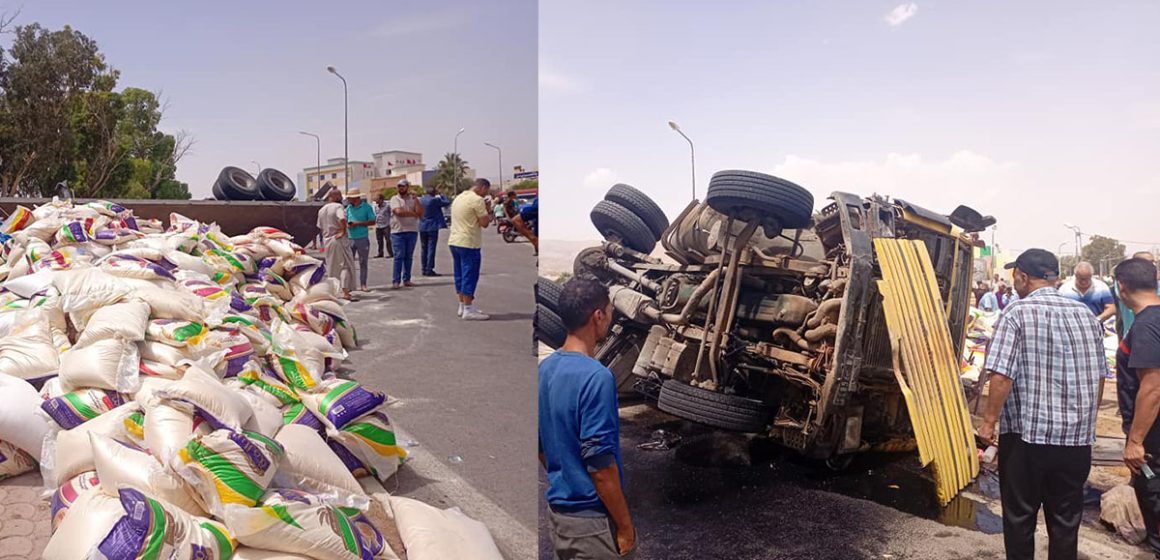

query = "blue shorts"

[{"left": 450, "top": 245, "right": 482, "bottom": 297}]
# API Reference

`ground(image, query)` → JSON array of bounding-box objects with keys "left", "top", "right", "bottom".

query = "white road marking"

[{"left": 393, "top": 426, "right": 536, "bottom": 559}]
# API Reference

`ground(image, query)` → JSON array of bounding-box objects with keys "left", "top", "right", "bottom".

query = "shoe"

[
  {"left": 462, "top": 308, "right": 490, "bottom": 321},
  {"left": 457, "top": 303, "right": 465, "bottom": 317},
  {"left": 360, "top": 285, "right": 369, "bottom": 292},
  {"left": 403, "top": 282, "right": 416, "bottom": 287},
  {"left": 376, "top": 254, "right": 384, "bottom": 258},
  {"left": 391, "top": 283, "right": 401, "bottom": 290},
  {"left": 429, "top": 272, "right": 441, "bottom": 277}
]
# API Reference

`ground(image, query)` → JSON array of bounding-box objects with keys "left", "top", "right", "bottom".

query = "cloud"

[
  {"left": 884, "top": 3, "right": 918, "bottom": 27},
  {"left": 540, "top": 60, "right": 586, "bottom": 94},
  {"left": 372, "top": 11, "right": 469, "bottom": 39},
  {"left": 583, "top": 168, "right": 621, "bottom": 189},
  {"left": 771, "top": 150, "right": 1017, "bottom": 213}
]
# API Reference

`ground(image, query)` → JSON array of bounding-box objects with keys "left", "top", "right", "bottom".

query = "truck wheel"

[
  {"left": 212, "top": 181, "right": 226, "bottom": 200},
  {"left": 658, "top": 379, "right": 772, "bottom": 433},
  {"left": 535, "top": 304, "right": 567, "bottom": 349},
  {"left": 705, "top": 170, "right": 814, "bottom": 230},
  {"left": 536, "top": 277, "right": 564, "bottom": 313},
  {"left": 590, "top": 200, "right": 656, "bottom": 254},
  {"left": 605, "top": 183, "right": 669, "bottom": 239},
  {"left": 257, "top": 168, "right": 297, "bottom": 201},
  {"left": 215, "top": 167, "right": 261, "bottom": 201}
]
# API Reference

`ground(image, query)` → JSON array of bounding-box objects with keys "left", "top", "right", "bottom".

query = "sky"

[
  {"left": 0, "top": 0, "right": 537, "bottom": 198},
  {"left": 540, "top": 1, "right": 1160, "bottom": 257}
]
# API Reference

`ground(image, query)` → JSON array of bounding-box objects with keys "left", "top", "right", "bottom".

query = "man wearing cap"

[
  {"left": 316, "top": 188, "right": 356, "bottom": 301},
  {"left": 345, "top": 189, "right": 376, "bottom": 292},
  {"left": 389, "top": 180, "right": 423, "bottom": 289},
  {"left": 418, "top": 185, "right": 451, "bottom": 276},
  {"left": 980, "top": 249, "right": 1105, "bottom": 559}
]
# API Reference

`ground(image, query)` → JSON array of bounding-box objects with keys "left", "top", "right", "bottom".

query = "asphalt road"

[
  {"left": 538, "top": 403, "right": 1146, "bottom": 560},
  {"left": 340, "top": 231, "right": 538, "bottom": 559}
]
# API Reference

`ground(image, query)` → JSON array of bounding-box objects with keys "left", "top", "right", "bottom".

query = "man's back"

[
  {"left": 317, "top": 202, "right": 344, "bottom": 238},
  {"left": 449, "top": 190, "right": 486, "bottom": 249},
  {"left": 985, "top": 287, "right": 1105, "bottom": 445},
  {"left": 539, "top": 350, "right": 622, "bottom": 513}
]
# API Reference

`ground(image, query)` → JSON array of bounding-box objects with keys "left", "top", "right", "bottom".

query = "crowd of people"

[
  {"left": 314, "top": 178, "right": 499, "bottom": 320},
  {"left": 539, "top": 248, "right": 1160, "bottom": 560}
]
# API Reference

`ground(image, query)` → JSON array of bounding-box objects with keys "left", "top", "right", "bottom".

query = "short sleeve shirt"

[
  {"left": 1117, "top": 305, "right": 1160, "bottom": 449},
  {"left": 449, "top": 191, "right": 488, "bottom": 249},
  {"left": 345, "top": 202, "right": 375, "bottom": 240},
  {"left": 316, "top": 202, "right": 346, "bottom": 239},
  {"left": 984, "top": 287, "right": 1105, "bottom": 446},
  {"left": 390, "top": 195, "right": 420, "bottom": 233},
  {"left": 1058, "top": 278, "right": 1114, "bottom": 315}
]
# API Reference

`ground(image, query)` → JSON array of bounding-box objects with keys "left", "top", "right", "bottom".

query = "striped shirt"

[{"left": 984, "top": 286, "right": 1105, "bottom": 446}]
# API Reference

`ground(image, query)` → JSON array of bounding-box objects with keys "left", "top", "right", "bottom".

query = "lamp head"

[{"left": 668, "top": 121, "right": 680, "bottom": 131}]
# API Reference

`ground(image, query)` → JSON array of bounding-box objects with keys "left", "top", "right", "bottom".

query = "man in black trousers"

[
  {"left": 1114, "top": 257, "right": 1160, "bottom": 559},
  {"left": 979, "top": 249, "right": 1105, "bottom": 560}
]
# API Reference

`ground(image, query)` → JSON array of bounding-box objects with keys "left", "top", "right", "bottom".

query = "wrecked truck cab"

[{"left": 536, "top": 170, "right": 986, "bottom": 504}]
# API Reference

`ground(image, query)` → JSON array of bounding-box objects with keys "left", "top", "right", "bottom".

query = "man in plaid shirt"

[{"left": 980, "top": 249, "right": 1105, "bottom": 560}]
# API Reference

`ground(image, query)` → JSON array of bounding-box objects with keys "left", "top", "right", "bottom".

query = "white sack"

[
  {"left": 90, "top": 432, "right": 207, "bottom": 516},
  {"left": 389, "top": 496, "right": 505, "bottom": 560},
  {"left": 0, "top": 373, "right": 51, "bottom": 456},
  {"left": 274, "top": 424, "right": 365, "bottom": 507},
  {"left": 42, "top": 487, "right": 123, "bottom": 560},
  {"left": 74, "top": 299, "right": 151, "bottom": 347},
  {"left": 157, "top": 363, "right": 252, "bottom": 431},
  {"left": 51, "top": 266, "right": 134, "bottom": 312},
  {"left": 58, "top": 336, "right": 140, "bottom": 393}
]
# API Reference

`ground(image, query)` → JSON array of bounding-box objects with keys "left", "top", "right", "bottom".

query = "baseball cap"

[
  {"left": 1004, "top": 248, "right": 1059, "bottom": 280},
  {"left": 398, "top": 180, "right": 410, "bottom": 187}
]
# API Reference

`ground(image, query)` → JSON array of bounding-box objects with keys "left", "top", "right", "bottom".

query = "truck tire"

[
  {"left": 535, "top": 304, "right": 567, "bottom": 349},
  {"left": 536, "top": 277, "right": 564, "bottom": 313},
  {"left": 705, "top": 170, "right": 814, "bottom": 230},
  {"left": 215, "top": 167, "right": 261, "bottom": 201},
  {"left": 211, "top": 181, "right": 226, "bottom": 201},
  {"left": 605, "top": 183, "right": 669, "bottom": 239},
  {"left": 590, "top": 200, "right": 656, "bottom": 254},
  {"left": 257, "top": 168, "right": 297, "bottom": 201},
  {"left": 658, "top": 380, "right": 772, "bottom": 433}
]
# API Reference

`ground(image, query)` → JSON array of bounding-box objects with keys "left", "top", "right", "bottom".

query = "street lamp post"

[
  {"left": 1064, "top": 223, "right": 1083, "bottom": 260},
  {"left": 250, "top": 160, "right": 261, "bottom": 176},
  {"left": 327, "top": 66, "right": 349, "bottom": 193},
  {"left": 299, "top": 131, "right": 321, "bottom": 199},
  {"left": 484, "top": 142, "right": 502, "bottom": 191},
  {"left": 668, "top": 120, "right": 696, "bottom": 200},
  {"left": 1057, "top": 241, "right": 1068, "bottom": 256},
  {"left": 453, "top": 128, "right": 465, "bottom": 192}
]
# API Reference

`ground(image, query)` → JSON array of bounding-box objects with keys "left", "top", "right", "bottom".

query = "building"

[{"left": 302, "top": 158, "right": 375, "bottom": 199}]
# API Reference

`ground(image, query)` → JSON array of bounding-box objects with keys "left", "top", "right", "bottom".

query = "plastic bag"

[
  {"left": 146, "top": 318, "right": 210, "bottom": 347},
  {"left": 143, "top": 402, "right": 209, "bottom": 464},
  {"left": 275, "top": 425, "right": 366, "bottom": 507},
  {"left": 40, "top": 388, "right": 127, "bottom": 429},
  {"left": 45, "top": 402, "right": 141, "bottom": 488},
  {"left": 0, "top": 373, "right": 52, "bottom": 456},
  {"left": 134, "top": 286, "right": 208, "bottom": 322},
  {"left": 327, "top": 412, "right": 406, "bottom": 482},
  {"left": 96, "top": 487, "right": 236, "bottom": 560},
  {"left": 74, "top": 298, "right": 151, "bottom": 347},
  {"left": 90, "top": 432, "right": 207, "bottom": 516},
  {"left": 301, "top": 380, "right": 387, "bottom": 432},
  {"left": 157, "top": 363, "right": 253, "bottom": 431},
  {"left": 59, "top": 335, "right": 141, "bottom": 393},
  {"left": 101, "top": 253, "right": 177, "bottom": 281},
  {"left": 224, "top": 488, "right": 381, "bottom": 560},
  {"left": 389, "top": 496, "right": 505, "bottom": 560},
  {"left": 43, "top": 486, "right": 123, "bottom": 560},
  {"left": 51, "top": 266, "right": 134, "bottom": 312},
  {"left": 0, "top": 309, "right": 60, "bottom": 382},
  {"left": 176, "top": 429, "right": 284, "bottom": 517},
  {"left": 50, "top": 470, "right": 100, "bottom": 532}
]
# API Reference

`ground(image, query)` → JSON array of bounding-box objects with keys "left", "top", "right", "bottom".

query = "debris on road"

[
  {"left": 1100, "top": 484, "right": 1146, "bottom": 545},
  {"left": 0, "top": 197, "right": 503, "bottom": 559},
  {"left": 638, "top": 429, "right": 682, "bottom": 451}
]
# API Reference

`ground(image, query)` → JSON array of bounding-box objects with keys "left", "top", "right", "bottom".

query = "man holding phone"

[{"left": 1114, "top": 257, "right": 1160, "bottom": 558}]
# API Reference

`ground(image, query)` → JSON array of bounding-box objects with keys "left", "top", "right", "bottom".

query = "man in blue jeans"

[
  {"left": 344, "top": 189, "right": 376, "bottom": 292},
  {"left": 389, "top": 180, "right": 423, "bottom": 289},
  {"left": 418, "top": 184, "right": 450, "bottom": 276},
  {"left": 540, "top": 278, "right": 636, "bottom": 558},
  {"left": 448, "top": 178, "right": 493, "bottom": 320}
]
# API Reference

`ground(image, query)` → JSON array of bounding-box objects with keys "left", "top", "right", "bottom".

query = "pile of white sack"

[{"left": 0, "top": 199, "right": 503, "bottom": 560}]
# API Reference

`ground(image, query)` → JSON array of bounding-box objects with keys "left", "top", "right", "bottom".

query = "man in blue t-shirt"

[
  {"left": 1059, "top": 261, "right": 1116, "bottom": 320},
  {"left": 1113, "top": 257, "right": 1160, "bottom": 557},
  {"left": 539, "top": 278, "right": 635, "bottom": 558}
]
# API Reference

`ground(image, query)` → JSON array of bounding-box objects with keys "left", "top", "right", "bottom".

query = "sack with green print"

[
  {"left": 175, "top": 428, "right": 284, "bottom": 518},
  {"left": 94, "top": 487, "right": 237, "bottom": 560},
  {"left": 146, "top": 318, "right": 210, "bottom": 347},
  {"left": 298, "top": 380, "right": 385, "bottom": 432},
  {"left": 223, "top": 488, "right": 383, "bottom": 560},
  {"left": 326, "top": 412, "right": 406, "bottom": 483}
]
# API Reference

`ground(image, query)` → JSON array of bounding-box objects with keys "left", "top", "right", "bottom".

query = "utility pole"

[{"left": 327, "top": 66, "right": 349, "bottom": 193}]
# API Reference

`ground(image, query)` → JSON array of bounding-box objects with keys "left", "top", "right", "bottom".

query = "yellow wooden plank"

[{"left": 874, "top": 238, "right": 979, "bottom": 505}]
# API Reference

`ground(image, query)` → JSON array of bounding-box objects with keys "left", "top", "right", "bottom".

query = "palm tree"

[{"left": 434, "top": 152, "right": 470, "bottom": 194}]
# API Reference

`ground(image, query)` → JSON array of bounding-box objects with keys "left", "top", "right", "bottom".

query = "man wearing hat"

[
  {"left": 980, "top": 249, "right": 1106, "bottom": 559},
  {"left": 389, "top": 180, "right": 423, "bottom": 288},
  {"left": 345, "top": 187, "right": 376, "bottom": 292},
  {"left": 316, "top": 187, "right": 357, "bottom": 300}
]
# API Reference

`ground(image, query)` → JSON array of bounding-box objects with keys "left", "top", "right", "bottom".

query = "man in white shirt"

[{"left": 315, "top": 188, "right": 356, "bottom": 301}]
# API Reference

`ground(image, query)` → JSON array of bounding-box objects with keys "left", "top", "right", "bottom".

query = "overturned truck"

[{"left": 535, "top": 170, "right": 994, "bottom": 503}]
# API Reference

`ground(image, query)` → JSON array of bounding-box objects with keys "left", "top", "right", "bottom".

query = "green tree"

[
  {"left": 0, "top": 20, "right": 192, "bottom": 199},
  {"left": 1080, "top": 235, "right": 1126, "bottom": 274},
  {"left": 432, "top": 152, "right": 472, "bottom": 193}
]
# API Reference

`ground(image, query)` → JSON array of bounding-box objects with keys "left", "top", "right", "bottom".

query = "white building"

[{"left": 302, "top": 157, "right": 375, "bottom": 199}]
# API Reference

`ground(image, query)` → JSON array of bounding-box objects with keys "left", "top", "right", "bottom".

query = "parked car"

[{"left": 536, "top": 170, "right": 994, "bottom": 473}]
